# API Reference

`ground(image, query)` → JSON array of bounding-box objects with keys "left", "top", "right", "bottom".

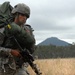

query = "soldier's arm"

[{"left": 0, "top": 47, "right": 20, "bottom": 57}]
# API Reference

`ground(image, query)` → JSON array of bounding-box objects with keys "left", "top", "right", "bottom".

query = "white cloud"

[{"left": 1, "top": 0, "right": 75, "bottom": 44}]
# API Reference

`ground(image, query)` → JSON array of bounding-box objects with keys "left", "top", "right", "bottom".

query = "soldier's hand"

[{"left": 11, "top": 50, "right": 21, "bottom": 57}]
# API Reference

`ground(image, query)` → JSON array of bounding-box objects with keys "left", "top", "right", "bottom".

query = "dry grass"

[{"left": 27, "top": 58, "right": 75, "bottom": 75}]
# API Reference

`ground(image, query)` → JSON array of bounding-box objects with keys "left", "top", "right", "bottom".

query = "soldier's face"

[{"left": 18, "top": 14, "right": 27, "bottom": 25}]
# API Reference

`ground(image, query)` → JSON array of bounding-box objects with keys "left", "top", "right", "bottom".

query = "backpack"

[
  {"left": 0, "top": 1, "right": 13, "bottom": 28},
  {"left": 0, "top": 2, "right": 13, "bottom": 46}
]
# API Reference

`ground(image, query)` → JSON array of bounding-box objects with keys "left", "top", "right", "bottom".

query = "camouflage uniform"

[
  {"left": 0, "top": 47, "right": 16, "bottom": 75},
  {"left": 0, "top": 47, "right": 29, "bottom": 75}
]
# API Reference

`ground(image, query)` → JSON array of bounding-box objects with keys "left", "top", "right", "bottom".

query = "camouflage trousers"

[{"left": 0, "top": 65, "right": 29, "bottom": 75}]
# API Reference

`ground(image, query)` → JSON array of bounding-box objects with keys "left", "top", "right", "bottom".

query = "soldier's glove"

[{"left": 11, "top": 50, "right": 21, "bottom": 57}]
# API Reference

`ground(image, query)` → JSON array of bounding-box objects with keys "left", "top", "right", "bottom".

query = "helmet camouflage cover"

[{"left": 11, "top": 3, "right": 30, "bottom": 18}]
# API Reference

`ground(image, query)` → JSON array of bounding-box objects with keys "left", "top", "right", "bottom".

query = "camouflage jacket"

[{"left": 0, "top": 47, "right": 16, "bottom": 72}]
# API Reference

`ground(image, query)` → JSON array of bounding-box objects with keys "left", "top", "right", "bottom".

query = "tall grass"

[{"left": 27, "top": 58, "right": 75, "bottom": 75}]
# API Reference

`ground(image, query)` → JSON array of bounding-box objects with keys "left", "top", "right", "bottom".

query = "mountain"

[{"left": 38, "top": 37, "right": 71, "bottom": 46}]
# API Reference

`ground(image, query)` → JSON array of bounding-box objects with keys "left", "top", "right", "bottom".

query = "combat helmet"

[{"left": 11, "top": 3, "right": 30, "bottom": 18}]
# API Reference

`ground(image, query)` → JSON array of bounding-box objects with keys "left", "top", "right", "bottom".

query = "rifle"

[{"left": 12, "top": 36, "right": 42, "bottom": 75}]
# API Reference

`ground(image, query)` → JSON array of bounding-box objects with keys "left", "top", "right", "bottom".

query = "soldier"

[{"left": 0, "top": 2, "right": 35, "bottom": 75}]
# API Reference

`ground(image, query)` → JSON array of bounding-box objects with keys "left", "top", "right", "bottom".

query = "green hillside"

[{"left": 33, "top": 44, "right": 75, "bottom": 59}]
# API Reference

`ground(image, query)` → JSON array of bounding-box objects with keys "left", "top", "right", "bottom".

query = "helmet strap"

[{"left": 14, "top": 13, "right": 20, "bottom": 25}]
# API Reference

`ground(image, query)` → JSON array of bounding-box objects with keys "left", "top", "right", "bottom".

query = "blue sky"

[{"left": 1, "top": 0, "right": 75, "bottom": 44}]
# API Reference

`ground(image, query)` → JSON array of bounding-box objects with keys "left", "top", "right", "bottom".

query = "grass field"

[{"left": 27, "top": 58, "right": 75, "bottom": 75}]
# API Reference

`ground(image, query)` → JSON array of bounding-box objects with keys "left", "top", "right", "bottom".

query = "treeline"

[{"left": 33, "top": 44, "right": 75, "bottom": 59}]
